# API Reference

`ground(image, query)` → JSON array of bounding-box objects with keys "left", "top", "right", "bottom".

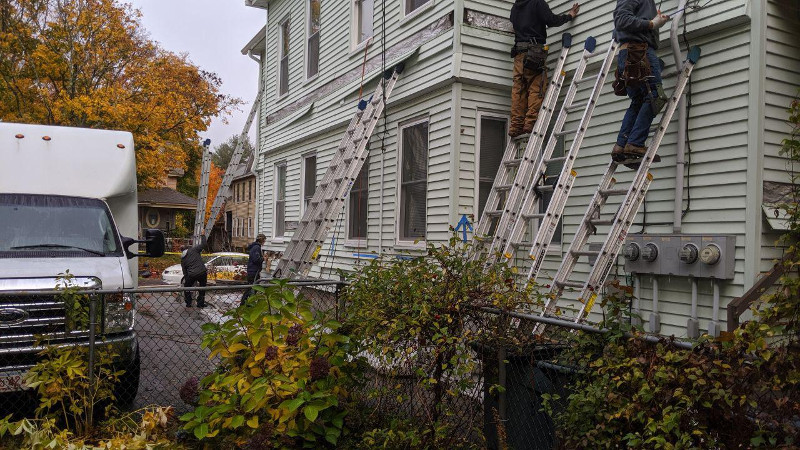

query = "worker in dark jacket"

[
  {"left": 181, "top": 235, "right": 208, "bottom": 307},
  {"left": 611, "top": 0, "right": 670, "bottom": 163},
  {"left": 241, "top": 234, "right": 266, "bottom": 305},
  {"left": 509, "top": 0, "right": 580, "bottom": 138}
]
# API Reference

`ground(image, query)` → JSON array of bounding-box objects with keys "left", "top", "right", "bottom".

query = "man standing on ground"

[
  {"left": 611, "top": 0, "right": 670, "bottom": 163},
  {"left": 241, "top": 233, "right": 266, "bottom": 305},
  {"left": 509, "top": 0, "right": 580, "bottom": 138},
  {"left": 181, "top": 235, "right": 208, "bottom": 308}
]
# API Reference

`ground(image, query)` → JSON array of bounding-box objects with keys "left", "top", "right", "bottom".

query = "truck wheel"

[{"left": 114, "top": 346, "right": 140, "bottom": 410}]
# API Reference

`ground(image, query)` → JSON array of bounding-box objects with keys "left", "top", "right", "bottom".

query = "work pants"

[
  {"left": 616, "top": 47, "right": 663, "bottom": 148},
  {"left": 184, "top": 272, "right": 207, "bottom": 307},
  {"left": 510, "top": 53, "right": 548, "bottom": 136},
  {"left": 240, "top": 274, "right": 258, "bottom": 306}
]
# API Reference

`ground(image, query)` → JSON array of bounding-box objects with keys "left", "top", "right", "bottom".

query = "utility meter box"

[{"left": 622, "top": 234, "right": 735, "bottom": 279}]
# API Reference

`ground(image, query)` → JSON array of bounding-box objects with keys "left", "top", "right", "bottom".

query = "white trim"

[
  {"left": 277, "top": 16, "right": 291, "bottom": 99},
  {"left": 299, "top": 152, "right": 317, "bottom": 216},
  {"left": 474, "top": 110, "right": 509, "bottom": 218},
  {"left": 273, "top": 161, "right": 287, "bottom": 239},
  {"left": 351, "top": 0, "right": 374, "bottom": 51},
  {"left": 395, "top": 116, "right": 429, "bottom": 249},
  {"left": 399, "top": 0, "right": 434, "bottom": 25},
  {"left": 304, "top": 0, "right": 320, "bottom": 82}
]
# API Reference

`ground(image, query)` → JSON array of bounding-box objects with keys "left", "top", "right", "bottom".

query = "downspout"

[{"left": 670, "top": 0, "right": 689, "bottom": 233}]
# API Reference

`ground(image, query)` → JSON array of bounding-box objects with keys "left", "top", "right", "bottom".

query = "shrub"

[{"left": 181, "top": 281, "right": 355, "bottom": 447}]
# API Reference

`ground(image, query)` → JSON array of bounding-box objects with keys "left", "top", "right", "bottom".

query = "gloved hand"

[{"left": 650, "top": 13, "right": 669, "bottom": 29}]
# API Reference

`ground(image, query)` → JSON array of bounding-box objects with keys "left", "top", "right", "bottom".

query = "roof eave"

[
  {"left": 241, "top": 25, "right": 267, "bottom": 55},
  {"left": 244, "top": 0, "right": 269, "bottom": 10}
]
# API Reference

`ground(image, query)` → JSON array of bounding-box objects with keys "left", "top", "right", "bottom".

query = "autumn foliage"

[
  {"left": 0, "top": 0, "right": 239, "bottom": 189},
  {"left": 206, "top": 162, "right": 225, "bottom": 222}
]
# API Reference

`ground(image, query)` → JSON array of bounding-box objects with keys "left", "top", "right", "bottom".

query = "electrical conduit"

[{"left": 670, "top": 0, "right": 689, "bottom": 233}]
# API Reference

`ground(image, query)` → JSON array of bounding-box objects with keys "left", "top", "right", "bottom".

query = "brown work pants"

[{"left": 510, "top": 53, "right": 548, "bottom": 136}]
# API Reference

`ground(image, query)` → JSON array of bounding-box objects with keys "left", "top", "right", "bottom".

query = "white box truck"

[{"left": 0, "top": 122, "right": 165, "bottom": 406}]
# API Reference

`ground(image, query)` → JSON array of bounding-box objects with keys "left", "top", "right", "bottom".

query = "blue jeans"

[{"left": 616, "top": 47, "right": 662, "bottom": 148}]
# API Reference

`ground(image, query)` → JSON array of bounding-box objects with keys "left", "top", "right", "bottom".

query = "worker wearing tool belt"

[
  {"left": 611, "top": 0, "right": 670, "bottom": 164},
  {"left": 509, "top": 0, "right": 580, "bottom": 138}
]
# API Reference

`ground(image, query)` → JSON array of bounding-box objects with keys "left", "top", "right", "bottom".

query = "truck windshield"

[{"left": 0, "top": 194, "right": 122, "bottom": 257}]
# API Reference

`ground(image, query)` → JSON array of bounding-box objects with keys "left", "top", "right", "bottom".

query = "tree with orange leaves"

[
  {"left": 0, "top": 0, "right": 240, "bottom": 189},
  {"left": 205, "top": 162, "right": 225, "bottom": 223}
]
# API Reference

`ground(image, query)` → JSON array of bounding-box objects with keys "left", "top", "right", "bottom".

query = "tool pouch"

[
  {"left": 523, "top": 44, "right": 548, "bottom": 73},
  {"left": 613, "top": 42, "right": 651, "bottom": 96},
  {"left": 651, "top": 83, "right": 668, "bottom": 115}
]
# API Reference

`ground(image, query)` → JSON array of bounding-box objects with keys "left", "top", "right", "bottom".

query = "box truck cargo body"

[{"left": 0, "top": 123, "right": 164, "bottom": 405}]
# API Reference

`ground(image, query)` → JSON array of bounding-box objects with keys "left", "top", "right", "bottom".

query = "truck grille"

[{"left": 0, "top": 295, "right": 69, "bottom": 344}]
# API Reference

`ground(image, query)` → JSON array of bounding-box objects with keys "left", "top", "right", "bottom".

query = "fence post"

[{"left": 87, "top": 293, "right": 98, "bottom": 429}]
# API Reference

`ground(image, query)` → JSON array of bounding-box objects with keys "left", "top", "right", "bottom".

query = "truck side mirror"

[{"left": 121, "top": 229, "right": 166, "bottom": 259}]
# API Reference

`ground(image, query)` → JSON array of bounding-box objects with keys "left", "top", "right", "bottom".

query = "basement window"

[{"left": 398, "top": 119, "right": 429, "bottom": 243}]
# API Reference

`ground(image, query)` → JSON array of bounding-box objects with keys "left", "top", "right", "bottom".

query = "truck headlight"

[{"left": 104, "top": 293, "right": 135, "bottom": 333}]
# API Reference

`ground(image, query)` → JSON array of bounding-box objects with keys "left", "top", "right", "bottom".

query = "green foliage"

[
  {"left": 181, "top": 281, "right": 354, "bottom": 448},
  {"left": 343, "top": 236, "right": 538, "bottom": 448},
  {"left": 543, "top": 95, "right": 800, "bottom": 449},
  {"left": 56, "top": 271, "right": 92, "bottom": 332},
  {"left": 212, "top": 134, "right": 254, "bottom": 170}
]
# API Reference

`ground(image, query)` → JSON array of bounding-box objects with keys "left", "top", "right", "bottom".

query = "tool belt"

[
  {"left": 512, "top": 41, "right": 548, "bottom": 73},
  {"left": 613, "top": 41, "right": 651, "bottom": 96}
]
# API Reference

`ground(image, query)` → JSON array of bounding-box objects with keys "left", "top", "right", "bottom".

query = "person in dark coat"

[
  {"left": 181, "top": 235, "right": 208, "bottom": 307},
  {"left": 241, "top": 234, "right": 266, "bottom": 305},
  {"left": 508, "top": 0, "right": 579, "bottom": 137}
]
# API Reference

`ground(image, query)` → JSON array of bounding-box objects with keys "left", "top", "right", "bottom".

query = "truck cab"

[{"left": 0, "top": 123, "right": 164, "bottom": 406}]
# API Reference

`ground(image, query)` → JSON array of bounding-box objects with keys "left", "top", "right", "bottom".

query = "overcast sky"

[{"left": 126, "top": 0, "right": 266, "bottom": 152}]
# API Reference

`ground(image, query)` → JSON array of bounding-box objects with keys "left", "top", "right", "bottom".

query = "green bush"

[{"left": 181, "top": 281, "right": 355, "bottom": 448}]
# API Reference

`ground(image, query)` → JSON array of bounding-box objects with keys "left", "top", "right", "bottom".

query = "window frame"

[
  {"left": 400, "top": 0, "right": 433, "bottom": 23},
  {"left": 395, "top": 117, "right": 429, "bottom": 249},
  {"left": 474, "top": 111, "right": 509, "bottom": 220},
  {"left": 345, "top": 157, "right": 370, "bottom": 247},
  {"left": 300, "top": 152, "right": 317, "bottom": 216},
  {"left": 536, "top": 133, "right": 565, "bottom": 248},
  {"left": 305, "top": 0, "right": 321, "bottom": 81},
  {"left": 278, "top": 17, "right": 291, "bottom": 98},
  {"left": 351, "top": 0, "right": 374, "bottom": 51},
  {"left": 273, "top": 162, "right": 287, "bottom": 241}
]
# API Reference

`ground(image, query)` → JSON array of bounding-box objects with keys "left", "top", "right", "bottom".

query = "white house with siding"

[{"left": 242, "top": 0, "right": 799, "bottom": 338}]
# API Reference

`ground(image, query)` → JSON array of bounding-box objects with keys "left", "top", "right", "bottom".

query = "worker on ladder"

[
  {"left": 509, "top": 0, "right": 580, "bottom": 138},
  {"left": 611, "top": 0, "right": 670, "bottom": 164}
]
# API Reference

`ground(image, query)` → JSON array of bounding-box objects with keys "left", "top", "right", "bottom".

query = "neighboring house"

[
  {"left": 243, "top": 0, "right": 800, "bottom": 338},
  {"left": 137, "top": 169, "right": 196, "bottom": 237},
  {"left": 225, "top": 155, "right": 258, "bottom": 252}
]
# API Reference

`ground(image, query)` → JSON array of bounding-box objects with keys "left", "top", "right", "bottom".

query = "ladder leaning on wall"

[{"left": 273, "top": 64, "right": 405, "bottom": 279}]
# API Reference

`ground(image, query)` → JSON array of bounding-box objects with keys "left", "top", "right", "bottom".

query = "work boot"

[
  {"left": 508, "top": 127, "right": 523, "bottom": 138},
  {"left": 623, "top": 143, "right": 647, "bottom": 159},
  {"left": 611, "top": 144, "right": 626, "bottom": 162}
]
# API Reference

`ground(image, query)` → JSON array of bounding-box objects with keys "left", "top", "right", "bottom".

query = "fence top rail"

[
  {"left": 479, "top": 307, "right": 695, "bottom": 350},
  {"left": 0, "top": 280, "right": 346, "bottom": 297}
]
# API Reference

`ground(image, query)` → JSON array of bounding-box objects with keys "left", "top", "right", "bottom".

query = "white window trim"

[
  {"left": 249, "top": 217, "right": 253, "bottom": 238},
  {"left": 304, "top": 0, "right": 320, "bottom": 83},
  {"left": 344, "top": 158, "right": 369, "bottom": 248},
  {"left": 277, "top": 16, "right": 291, "bottom": 100},
  {"left": 474, "top": 110, "right": 509, "bottom": 219},
  {"left": 351, "top": 0, "right": 374, "bottom": 51},
  {"left": 299, "top": 152, "right": 317, "bottom": 216},
  {"left": 272, "top": 162, "right": 287, "bottom": 243},
  {"left": 399, "top": 0, "right": 434, "bottom": 25},
  {"left": 395, "top": 116, "right": 429, "bottom": 249}
]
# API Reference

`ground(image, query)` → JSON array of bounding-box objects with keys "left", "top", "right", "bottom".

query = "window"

[
  {"left": 279, "top": 18, "right": 290, "bottom": 97},
  {"left": 274, "top": 163, "right": 287, "bottom": 237},
  {"left": 349, "top": 159, "right": 369, "bottom": 240},
  {"left": 302, "top": 154, "right": 317, "bottom": 211},
  {"left": 249, "top": 180, "right": 253, "bottom": 201},
  {"left": 248, "top": 217, "right": 253, "bottom": 238},
  {"left": 307, "top": 0, "right": 320, "bottom": 79},
  {"left": 404, "top": 0, "right": 430, "bottom": 15},
  {"left": 477, "top": 116, "right": 507, "bottom": 218},
  {"left": 538, "top": 134, "right": 565, "bottom": 244},
  {"left": 354, "top": 0, "right": 373, "bottom": 46},
  {"left": 398, "top": 120, "right": 428, "bottom": 242},
  {"left": 232, "top": 217, "right": 237, "bottom": 238}
]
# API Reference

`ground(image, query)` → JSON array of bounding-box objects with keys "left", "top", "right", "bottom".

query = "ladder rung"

[
  {"left": 557, "top": 280, "right": 584, "bottom": 289},
  {"left": 588, "top": 218, "right": 615, "bottom": 226},
  {"left": 486, "top": 210, "right": 503, "bottom": 218},
  {"left": 545, "top": 156, "right": 567, "bottom": 165},
  {"left": 555, "top": 127, "right": 578, "bottom": 137},
  {"left": 504, "top": 158, "right": 522, "bottom": 168},
  {"left": 571, "top": 250, "right": 600, "bottom": 258},
  {"left": 495, "top": 184, "right": 513, "bottom": 192},
  {"left": 599, "top": 188, "right": 628, "bottom": 197},
  {"left": 566, "top": 100, "right": 588, "bottom": 112},
  {"left": 574, "top": 75, "right": 596, "bottom": 85},
  {"left": 534, "top": 185, "right": 554, "bottom": 194},
  {"left": 522, "top": 213, "right": 545, "bottom": 220}
]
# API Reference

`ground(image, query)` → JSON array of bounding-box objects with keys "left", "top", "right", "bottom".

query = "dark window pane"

[
  {"left": 307, "top": 33, "right": 319, "bottom": 78},
  {"left": 349, "top": 159, "right": 369, "bottom": 239},
  {"left": 406, "top": 0, "right": 429, "bottom": 14},
  {"left": 400, "top": 121, "right": 428, "bottom": 240},
  {"left": 304, "top": 156, "right": 317, "bottom": 207},
  {"left": 478, "top": 117, "right": 506, "bottom": 217},
  {"left": 401, "top": 181, "right": 426, "bottom": 239}
]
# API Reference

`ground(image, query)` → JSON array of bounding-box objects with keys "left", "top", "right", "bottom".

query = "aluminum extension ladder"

[
  {"left": 203, "top": 88, "right": 265, "bottom": 237},
  {"left": 193, "top": 139, "right": 212, "bottom": 243},
  {"left": 273, "top": 64, "right": 404, "bottom": 279},
  {"left": 534, "top": 46, "right": 702, "bottom": 333},
  {"left": 472, "top": 33, "right": 574, "bottom": 262},
  {"left": 494, "top": 37, "right": 619, "bottom": 267}
]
